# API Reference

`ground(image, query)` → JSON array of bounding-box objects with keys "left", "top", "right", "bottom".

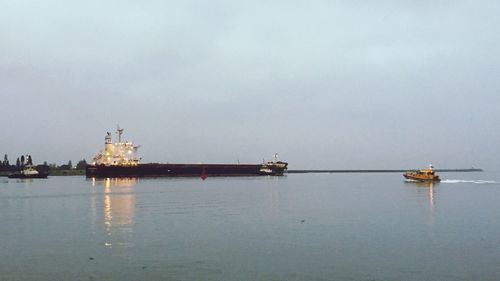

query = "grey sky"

[{"left": 1, "top": 0, "right": 499, "bottom": 169}]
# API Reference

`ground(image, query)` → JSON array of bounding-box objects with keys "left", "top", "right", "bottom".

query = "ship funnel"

[
  {"left": 105, "top": 132, "right": 114, "bottom": 155},
  {"left": 105, "top": 132, "right": 112, "bottom": 144},
  {"left": 117, "top": 125, "right": 124, "bottom": 143}
]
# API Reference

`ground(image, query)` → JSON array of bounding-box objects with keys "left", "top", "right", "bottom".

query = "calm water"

[{"left": 1, "top": 172, "right": 499, "bottom": 281}]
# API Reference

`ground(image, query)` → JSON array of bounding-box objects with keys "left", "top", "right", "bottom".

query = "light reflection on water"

[
  {"left": 1, "top": 172, "right": 500, "bottom": 281},
  {"left": 91, "top": 178, "right": 138, "bottom": 250},
  {"left": 405, "top": 180, "right": 436, "bottom": 226}
]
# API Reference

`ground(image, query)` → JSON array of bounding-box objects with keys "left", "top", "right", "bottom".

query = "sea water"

[{"left": 1, "top": 172, "right": 499, "bottom": 281}]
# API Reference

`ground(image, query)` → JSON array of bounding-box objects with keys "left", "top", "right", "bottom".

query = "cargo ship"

[{"left": 86, "top": 128, "right": 288, "bottom": 178}]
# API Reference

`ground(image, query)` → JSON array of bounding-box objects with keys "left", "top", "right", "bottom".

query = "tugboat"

[
  {"left": 259, "top": 153, "right": 288, "bottom": 175},
  {"left": 403, "top": 164, "right": 440, "bottom": 182},
  {"left": 8, "top": 165, "right": 48, "bottom": 179},
  {"left": 86, "top": 127, "right": 288, "bottom": 178}
]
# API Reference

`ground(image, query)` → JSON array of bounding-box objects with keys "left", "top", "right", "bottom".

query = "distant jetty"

[{"left": 287, "top": 168, "right": 483, "bottom": 174}]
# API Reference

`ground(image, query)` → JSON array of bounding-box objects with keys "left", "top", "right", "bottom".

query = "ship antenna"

[{"left": 117, "top": 125, "right": 124, "bottom": 143}]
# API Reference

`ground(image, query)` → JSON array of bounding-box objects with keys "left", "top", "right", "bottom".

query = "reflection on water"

[
  {"left": 405, "top": 180, "right": 437, "bottom": 224},
  {"left": 91, "top": 177, "right": 139, "bottom": 188},
  {"left": 2, "top": 173, "right": 500, "bottom": 280},
  {"left": 415, "top": 181, "right": 436, "bottom": 210},
  {"left": 90, "top": 178, "right": 138, "bottom": 249},
  {"left": 405, "top": 180, "right": 437, "bottom": 206}
]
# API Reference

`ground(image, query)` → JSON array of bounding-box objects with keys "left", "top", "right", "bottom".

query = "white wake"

[{"left": 441, "top": 179, "right": 498, "bottom": 184}]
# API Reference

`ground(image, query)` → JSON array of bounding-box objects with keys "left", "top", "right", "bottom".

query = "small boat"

[
  {"left": 259, "top": 153, "right": 288, "bottom": 175},
  {"left": 403, "top": 164, "right": 440, "bottom": 182},
  {"left": 8, "top": 165, "right": 48, "bottom": 179}
]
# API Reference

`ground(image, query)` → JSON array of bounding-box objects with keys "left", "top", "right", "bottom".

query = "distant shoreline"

[
  {"left": 48, "top": 169, "right": 85, "bottom": 176},
  {"left": 0, "top": 169, "right": 85, "bottom": 177},
  {"left": 287, "top": 168, "right": 483, "bottom": 173},
  {"left": 0, "top": 168, "right": 484, "bottom": 177}
]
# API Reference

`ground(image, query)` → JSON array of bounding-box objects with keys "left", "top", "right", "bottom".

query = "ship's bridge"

[{"left": 92, "top": 128, "right": 140, "bottom": 166}]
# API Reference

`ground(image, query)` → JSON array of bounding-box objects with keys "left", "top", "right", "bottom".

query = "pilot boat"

[{"left": 403, "top": 164, "right": 440, "bottom": 182}]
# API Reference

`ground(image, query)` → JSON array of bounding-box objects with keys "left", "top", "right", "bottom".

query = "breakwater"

[{"left": 287, "top": 168, "right": 483, "bottom": 173}]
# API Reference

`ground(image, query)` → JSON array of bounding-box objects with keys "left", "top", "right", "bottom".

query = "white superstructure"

[{"left": 92, "top": 127, "right": 141, "bottom": 166}]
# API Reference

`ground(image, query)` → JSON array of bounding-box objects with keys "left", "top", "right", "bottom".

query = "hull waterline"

[
  {"left": 86, "top": 163, "right": 287, "bottom": 178},
  {"left": 8, "top": 173, "right": 48, "bottom": 179}
]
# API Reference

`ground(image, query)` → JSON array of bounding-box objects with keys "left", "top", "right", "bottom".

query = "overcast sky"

[{"left": 1, "top": 0, "right": 499, "bottom": 170}]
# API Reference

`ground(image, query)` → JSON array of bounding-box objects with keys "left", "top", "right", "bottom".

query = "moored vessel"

[
  {"left": 86, "top": 128, "right": 288, "bottom": 178},
  {"left": 403, "top": 164, "right": 440, "bottom": 182},
  {"left": 8, "top": 165, "right": 48, "bottom": 179}
]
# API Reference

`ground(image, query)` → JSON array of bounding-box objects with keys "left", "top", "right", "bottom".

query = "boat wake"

[
  {"left": 441, "top": 179, "right": 498, "bottom": 184},
  {"left": 404, "top": 179, "right": 421, "bottom": 183}
]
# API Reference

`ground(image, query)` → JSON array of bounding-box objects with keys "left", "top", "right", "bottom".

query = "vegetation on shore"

[{"left": 0, "top": 154, "right": 87, "bottom": 176}]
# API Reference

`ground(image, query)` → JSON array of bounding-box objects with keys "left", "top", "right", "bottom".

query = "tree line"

[{"left": 0, "top": 154, "right": 88, "bottom": 172}]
